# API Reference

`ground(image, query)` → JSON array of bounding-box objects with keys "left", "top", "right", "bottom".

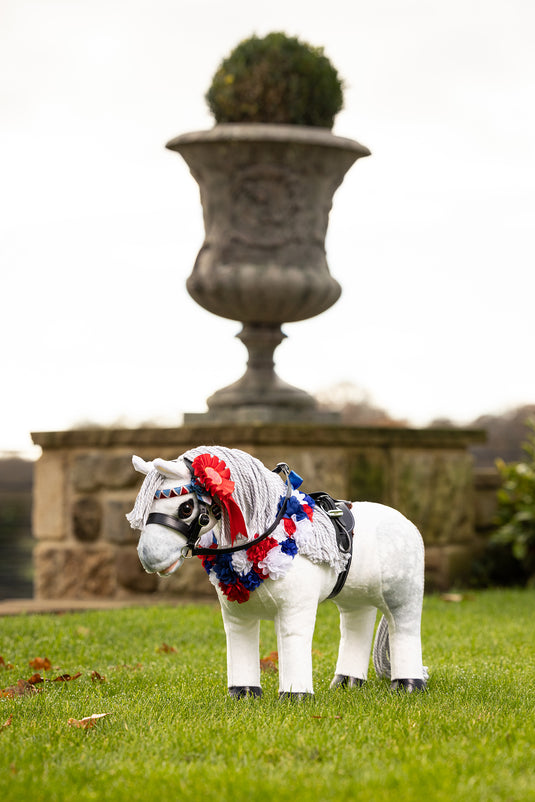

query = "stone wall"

[
  {"left": 31, "top": 423, "right": 485, "bottom": 600},
  {"left": 473, "top": 466, "right": 501, "bottom": 537}
]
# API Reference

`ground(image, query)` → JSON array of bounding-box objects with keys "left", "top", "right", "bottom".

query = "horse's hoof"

[
  {"left": 390, "top": 678, "right": 427, "bottom": 693},
  {"left": 278, "top": 691, "right": 314, "bottom": 701},
  {"left": 228, "top": 686, "right": 262, "bottom": 698},
  {"left": 330, "top": 674, "right": 365, "bottom": 689}
]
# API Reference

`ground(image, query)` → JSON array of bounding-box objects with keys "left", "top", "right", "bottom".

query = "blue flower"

[
  {"left": 283, "top": 494, "right": 314, "bottom": 521},
  {"left": 212, "top": 553, "right": 238, "bottom": 585},
  {"left": 280, "top": 537, "right": 298, "bottom": 557},
  {"left": 303, "top": 493, "right": 315, "bottom": 511},
  {"left": 241, "top": 569, "right": 263, "bottom": 591}
]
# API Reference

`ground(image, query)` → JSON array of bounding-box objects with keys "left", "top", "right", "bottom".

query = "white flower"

[
  {"left": 256, "top": 558, "right": 271, "bottom": 576},
  {"left": 293, "top": 516, "right": 314, "bottom": 547},
  {"left": 231, "top": 550, "right": 253, "bottom": 576},
  {"left": 272, "top": 521, "right": 287, "bottom": 543},
  {"left": 208, "top": 570, "right": 219, "bottom": 587},
  {"left": 261, "top": 546, "right": 294, "bottom": 580}
]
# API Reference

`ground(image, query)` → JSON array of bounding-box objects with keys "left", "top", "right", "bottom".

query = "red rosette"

[
  {"left": 192, "top": 454, "right": 235, "bottom": 498},
  {"left": 247, "top": 536, "right": 278, "bottom": 565},
  {"left": 220, "top": 580, "right": 250, "bottom": 604},
  {"left": 192, "top": 453, "right": 248, "bottom": 543}
]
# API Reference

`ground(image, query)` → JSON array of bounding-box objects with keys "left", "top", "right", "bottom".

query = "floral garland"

[{"left": 198, "top": 487, "right": 315, "bottom": 604}]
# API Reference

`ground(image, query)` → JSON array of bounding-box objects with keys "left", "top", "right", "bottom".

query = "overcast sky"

[{"left": 1, "top": 0, "right": 534, "bottom": 457}]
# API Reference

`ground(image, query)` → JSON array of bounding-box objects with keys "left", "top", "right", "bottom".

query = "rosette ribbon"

[{"left": 191, "top": 454, "right": 248, "bottom": 543}]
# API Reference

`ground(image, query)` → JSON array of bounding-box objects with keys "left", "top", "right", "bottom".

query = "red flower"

[
  {"left": 283, "top": 518, "right": 296, "bottom": 535},
  {"left": 220, "top": 580, "right": 250, "bottom": 604},
  {"left": 247, "top": 536, "right": 278, "bottom": 565},
  {"left": 302, "top": 503, "right": 314, "bottom": 521},
  {"left": 192, "top": 454, "right": 235, "bottom": 499},
  {"left": 201, "top": 554, "right": 216, "bottom": 571}
]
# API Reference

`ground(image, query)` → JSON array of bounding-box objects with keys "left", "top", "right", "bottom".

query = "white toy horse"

[{"left": 127, "top": 445, "right": 427, "bottom": 699}]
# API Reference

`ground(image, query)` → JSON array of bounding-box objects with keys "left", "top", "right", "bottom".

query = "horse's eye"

[{"left": 178, "top": 500, "right": 194, "bottom": 519}]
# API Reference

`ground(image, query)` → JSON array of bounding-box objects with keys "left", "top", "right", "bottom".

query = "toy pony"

[{"left": 127, "top": 445, "right": 427, "bottom": 699}]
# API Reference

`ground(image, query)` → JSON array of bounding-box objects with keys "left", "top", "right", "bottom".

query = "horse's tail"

[
  {"left": 372, "top": 615, "right": 429, "bottom": 682},
  {"left": 372, "top": 615, "right": 391, "bottom": 678}
]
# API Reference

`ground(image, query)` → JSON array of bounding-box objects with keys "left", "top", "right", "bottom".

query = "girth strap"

[{"left": 308, "top": 492, "right": 355, "bottom": 599}]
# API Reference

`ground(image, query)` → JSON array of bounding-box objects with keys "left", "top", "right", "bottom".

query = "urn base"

[{"left": 183, "top": 322, "right": 339, "bottom": 424}]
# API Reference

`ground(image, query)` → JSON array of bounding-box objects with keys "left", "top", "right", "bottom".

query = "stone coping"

[
  {"left": 0, "top": 596, "right": 216, "bottom": 617},
  {"left": 31, "top": 423, "right": 486, "bottom": 451}
]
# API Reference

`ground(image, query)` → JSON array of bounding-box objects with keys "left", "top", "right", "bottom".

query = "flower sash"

[{"left": 198, "top": 488, "right": 315, "bottom": 603}]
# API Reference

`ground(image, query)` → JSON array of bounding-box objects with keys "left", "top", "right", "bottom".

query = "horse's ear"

[
  {"left": 132, "top": 455, "right": 153, "bottom": 475},
  {"left": 152, "top": 458, "right": 190, "bottom": 481}
]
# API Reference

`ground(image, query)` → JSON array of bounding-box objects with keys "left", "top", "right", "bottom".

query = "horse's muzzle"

[{"left": 137, "top": 524, "right": 188, "bottom": 576}]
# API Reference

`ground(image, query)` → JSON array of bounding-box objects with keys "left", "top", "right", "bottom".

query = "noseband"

[{"left": 145, "top": 462, "right": 294, "bottom": 557}]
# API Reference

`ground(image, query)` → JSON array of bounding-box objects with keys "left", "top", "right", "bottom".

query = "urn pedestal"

[{"left": 166, "top": 124, "right": 370, "bottom": 422}]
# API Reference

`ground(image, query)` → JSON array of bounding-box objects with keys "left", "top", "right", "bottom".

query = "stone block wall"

[{"left": 31, "top": 423, "right": 485, "bottom": 601}]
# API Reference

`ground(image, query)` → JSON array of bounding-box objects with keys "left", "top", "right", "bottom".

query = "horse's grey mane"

[
  {"left": 184, "top": 445, "right": 282, "bottom": 544},
  {"left": 128, "top": 445, "right": 347, "bottom": 574},
  {"left": 126, "top": 469, "right": 165, "bottom": 531},
  {"left": 184, "top": 446, "right": 348, "bottom": 573}
]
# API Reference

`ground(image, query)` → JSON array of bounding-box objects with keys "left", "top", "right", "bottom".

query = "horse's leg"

[
  {"left": 375, "top": 511, "right": 427, "bottom": 692},
  {"left": 275, "top": 605, "right": 317, "bottom": 699},
  {"left": 382, "top": 605, "right": 427, "bottom": 692},
  {"left": 330, "top": 605, "right": 377, "bottom": 689},
  {"left": 221, "top": 607, "right": 262, "bottom": 698}
]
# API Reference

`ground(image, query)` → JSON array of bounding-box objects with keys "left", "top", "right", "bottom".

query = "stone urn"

[{"left": 166, "top": 123, "right": 370, "bottom": 422}]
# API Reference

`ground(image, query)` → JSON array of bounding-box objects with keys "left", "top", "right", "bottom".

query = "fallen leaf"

[
  {"left": 157, "top": 643, "right": 177, "bottom": 653},
  {"left": 53, "top": 673, "right": 82, "bottom": 682},
  {"left": 29, "top": 657, "right": 52, "bottom": 671},
  {"left": 441, "top": 593, "right": 469, "bottom": 603},
  {"left": 27, "top": 673, "right": 44, "bottom": 685},
  {"left": 68, "top": 713, "right": 108, "bottom": 729},
  {"left": 1, "top": 715, "right": 13, "bottom": 731},
  {"left": 260, "top": 651, "right": 279, "bottom": 673},
  {"left": 0, "top": 656, "right": 14, "bottom": 670},
  {"left": 0, "top": 679, "right": 38, "bottom": 698},
  {"left": 312, "top": 715, "right": 343, "bottom": 720},
  {"left": 91, "top": 671, "right": 107, "bottom": 682}
]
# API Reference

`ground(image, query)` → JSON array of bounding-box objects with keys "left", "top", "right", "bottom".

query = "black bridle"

[{"left": 145, "top": 462, "right": 294, "bottom": 558}]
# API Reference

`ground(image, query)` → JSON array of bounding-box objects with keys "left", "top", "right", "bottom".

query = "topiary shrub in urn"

[
  {"left": 166, "top": 33, "right": 370, "bottom": 422},
  {"left": 205, "top": 32, "right": 343, "bottom": 127}
]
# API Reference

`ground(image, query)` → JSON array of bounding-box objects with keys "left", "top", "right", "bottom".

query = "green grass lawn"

[{"left": 1, "top": 589, "right": 534, "bottom": 802}]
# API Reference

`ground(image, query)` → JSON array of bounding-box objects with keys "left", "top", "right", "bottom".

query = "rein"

[{"left": 146, "top": 463, "right": 295, "bottom": 558}]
